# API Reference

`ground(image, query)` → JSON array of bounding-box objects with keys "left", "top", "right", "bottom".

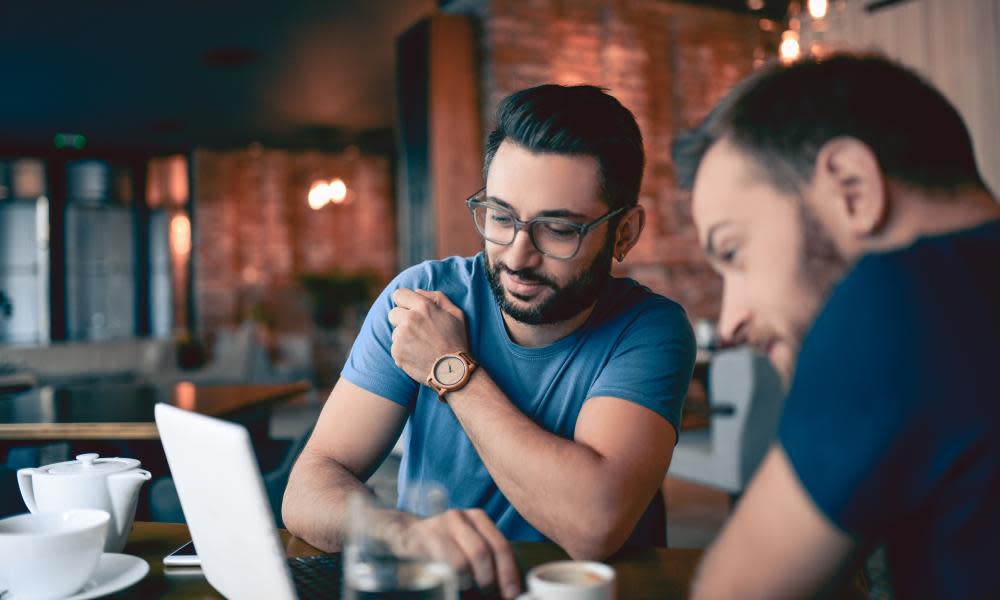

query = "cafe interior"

[{"left": 1, "top": 0, "right": 997, "bottom": 598}]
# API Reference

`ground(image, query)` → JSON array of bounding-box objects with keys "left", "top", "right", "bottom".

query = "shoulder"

[
  {"left": 809, "top": 247, "right": 935, "bottom": 346},
  {"left": 602, "top": 278, "right": 693, "bottom": 333},
  {"left": 389, "top": 254, "right": 482, "bottom": 293}
]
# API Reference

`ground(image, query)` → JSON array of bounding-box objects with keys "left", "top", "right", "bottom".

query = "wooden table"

[
  {"left": 120, "top": 522, "right": 703, "bottom": 599},
  {"left": 0, "top": 381, "right": 310, "bottom": 440}
]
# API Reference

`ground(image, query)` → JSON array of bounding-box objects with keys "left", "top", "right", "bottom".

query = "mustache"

[{"left": 492, "top": 263, "right": 557, "bottom": 289}]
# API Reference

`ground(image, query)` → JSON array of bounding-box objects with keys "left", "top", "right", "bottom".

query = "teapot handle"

[{"left": 16, "top": 468, "right": 40, "bottom": 513}]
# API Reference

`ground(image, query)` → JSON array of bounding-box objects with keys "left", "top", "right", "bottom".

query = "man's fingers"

[
  {"left": 387, "top": 306, "right": 407, "bottom": 328},
  {"left": 391, "top": 288, "right": 427, "bottom": 309},
  {"left": 412, "top": 288, "right": 439, "bottom": 304},
  {"left": 445, "top": 510, "right": 498, "bottom": 591},
  {"left": 399, "top": 522, "right": 469, "bottom": 582},
  {"left": 413, "top": 289, "right": 465, "bottom": 321},
  {"left": 466, "top": 509, "right": 522, "bottom": 599}
]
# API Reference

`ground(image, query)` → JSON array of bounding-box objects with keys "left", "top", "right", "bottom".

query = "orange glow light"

[
  {"left": 779, "top": 30, "right": 801, "bottom": 63},
  {"left": 175, "top": 381, "right": 196, "bottom": 410},
  {"left": 329, "top": 178, "right": 348, "bottom": 204},
  {"left": 808, "top": 0, "right": 828, "bottom": 20},
  {"left": 170, "top": 214, "right": 191, "bottom": 256},
  {"left": 308, "top": 180, "right": 331, "bottom": 210},
  {"left": 308, "top": 178, "right": 349, "bottom": 208}
]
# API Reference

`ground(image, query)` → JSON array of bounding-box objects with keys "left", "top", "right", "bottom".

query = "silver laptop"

[{"left": 155, "top": 403, "right": 339, "bottom": 599}]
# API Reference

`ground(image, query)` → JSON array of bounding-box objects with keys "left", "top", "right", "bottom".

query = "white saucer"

[{"left": 9, "top": 553, "right": 150, "bottom": 600}]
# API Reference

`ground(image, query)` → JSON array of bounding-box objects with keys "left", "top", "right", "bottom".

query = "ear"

[
  {"left": 613, "top": 205, "right": 645, "bottom": 261},
  {"left": 814, "top": 137, "right": 887, "bottom": 236}
]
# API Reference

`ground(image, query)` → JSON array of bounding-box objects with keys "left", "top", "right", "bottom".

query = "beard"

[
  {"left": 485, "top": 240, "right": 614, "bottom": 326},
  {"left": 783, "top": 203, "right": 850, "bottom": 373}
]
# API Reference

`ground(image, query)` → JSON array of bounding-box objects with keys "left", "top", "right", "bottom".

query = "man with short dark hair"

[
  {"left": 284, "top": 84, "right": 695, "bottom": 599},
  {"left": 674, "top": 54, "right": 1000, "bottom": 598}
]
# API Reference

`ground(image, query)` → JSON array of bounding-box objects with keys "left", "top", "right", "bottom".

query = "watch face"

[{"left": 434, "top": 355, "right": 466, "bottom": 386}]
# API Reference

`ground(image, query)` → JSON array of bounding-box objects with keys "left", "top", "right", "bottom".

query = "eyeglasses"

[{"left": 466, "top": 188, "right": 626, "bottom": 260}]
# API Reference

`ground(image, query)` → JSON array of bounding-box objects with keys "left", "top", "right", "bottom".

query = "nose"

[
  {"left": 499, "top": 227, "right": 544, "bottom": 271},
  {"left": 717, "top": 277, "right": 751, "bottom": 345}
]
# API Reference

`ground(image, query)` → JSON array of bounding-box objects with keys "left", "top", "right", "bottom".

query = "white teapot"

[{"left": 17, "top": 453, "right": 151, "bottom": 552}]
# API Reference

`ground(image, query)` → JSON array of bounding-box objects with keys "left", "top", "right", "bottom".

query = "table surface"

[
  {"left": 119, "top": 521, "right": 703, "bottom": 599},
  {"left": 0, "top": 381, "right": 310, "bottom": 440}
]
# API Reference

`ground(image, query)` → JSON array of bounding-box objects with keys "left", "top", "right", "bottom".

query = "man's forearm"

[
  {"left": 446, "top": 372, "right": 650, "bottom": 559},
  {"left": 282, "top": 451, "right": 377, "bottom": 552}
]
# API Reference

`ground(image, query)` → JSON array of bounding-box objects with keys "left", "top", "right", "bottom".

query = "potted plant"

[{"left": 298, "top": 271, "right": 379, "bottom": 330}]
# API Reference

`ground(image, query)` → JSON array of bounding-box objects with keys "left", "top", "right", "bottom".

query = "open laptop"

[{"left": 155, "top": 403, "right": 340, "bottom": 599}]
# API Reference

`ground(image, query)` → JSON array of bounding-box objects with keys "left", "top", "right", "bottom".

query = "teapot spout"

[{"left": 107, "top": 469, "right": 151, "bottom": 539}]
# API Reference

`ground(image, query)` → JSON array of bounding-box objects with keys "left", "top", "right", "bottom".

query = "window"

[
  {"left": 0, "top": 159, "right": 50, "bottom": 345},
  {"left": 65, "top": 160, "right": 135, "bottom": 340}
]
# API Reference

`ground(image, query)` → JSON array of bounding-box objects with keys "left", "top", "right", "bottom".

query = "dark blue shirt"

[
  {"left": 780, "top": 219, "right": 1000, "bottom": 599},
  {"left": 342, "top": 253, "right": 696, "bottom": 542}
]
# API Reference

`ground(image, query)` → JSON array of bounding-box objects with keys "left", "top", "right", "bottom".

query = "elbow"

[
  {"left": 280, "top": 481, "right": 305, "bottom": 538},
  {"left": 561, "top": 529, "right": 627, "bottom": 561},
  {"left": 558, "top": 511, "right": 634, "bottom": 561}
]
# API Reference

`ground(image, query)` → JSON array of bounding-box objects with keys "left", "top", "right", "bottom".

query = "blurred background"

[{"left": 1, "top": 0, "right": 996, "bottom": 384}]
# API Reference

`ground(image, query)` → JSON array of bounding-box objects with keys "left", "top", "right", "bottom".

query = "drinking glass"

[{"left": 343, "top": 484, "right": 458, "bottom": 599}]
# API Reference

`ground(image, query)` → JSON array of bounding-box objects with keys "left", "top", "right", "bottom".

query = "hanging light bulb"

[
  {"left": 329, "top": 178, "right": 348, "bottom": 204},
  {"left": 808, "top": 0, "right": 828, "bottom": 20},
  {"left": 308, "top": 180, "right": 331, "bottom": 210},
  {"left": 779, "top": 30, "right": 801, "bottom": 63}
]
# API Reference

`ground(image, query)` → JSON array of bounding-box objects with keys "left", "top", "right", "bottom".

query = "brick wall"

[
  {"left": 468, "top": 0, "right": 776, "bottom": 318},
  {"left": 192, "top": 147, "right": 396, "bottom": 336}
]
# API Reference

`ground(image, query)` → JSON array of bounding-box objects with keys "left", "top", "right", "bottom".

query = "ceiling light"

[
  {"left": 779, "top": 30, "right": 801, "bottom": 63},
  {"left": 808, "top": 0, "right": 829, "bottom": 19}
]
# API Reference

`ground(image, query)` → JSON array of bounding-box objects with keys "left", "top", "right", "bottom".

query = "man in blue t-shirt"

[
  {"left": 673, "top": 54, "right": 1000, "bottom": 598},
  {"left": 284, "top": 85, "right": 695, "bottom": 598}
]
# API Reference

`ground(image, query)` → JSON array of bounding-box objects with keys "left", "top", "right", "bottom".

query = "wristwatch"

[{"left": 426, "top": 351, "right": 478, "bottom": 401}]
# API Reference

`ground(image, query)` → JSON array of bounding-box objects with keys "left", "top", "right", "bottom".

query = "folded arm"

[
  {"left": 449, "top": 377, "right": 675, "bottom": 559},
  {"left": 388, "top": 287, "right": 680, "bottom": 559}
]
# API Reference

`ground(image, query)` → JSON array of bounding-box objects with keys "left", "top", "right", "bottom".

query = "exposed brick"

[
  {"left": 192, "top": 148, "right": 396, "bottom": 336},
  {"left": 477, "top": 0, "right": 776, "bottom": 319}
]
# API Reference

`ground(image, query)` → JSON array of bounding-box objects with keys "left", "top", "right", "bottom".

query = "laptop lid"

[{"left": 155, "top": 403, "right": 297, "bottom": 600}]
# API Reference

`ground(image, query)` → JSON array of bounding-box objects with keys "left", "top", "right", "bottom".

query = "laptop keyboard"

[
  {"left": 289, "top": 554, "right": 343, "bottom": 600},
  {"left": 287, "top": 554, "right": 501, "bottom": 599}
]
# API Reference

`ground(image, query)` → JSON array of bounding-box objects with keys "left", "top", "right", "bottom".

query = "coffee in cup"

[
  {"left": 0, "top": 509, "right": 110, "bottom": 600},
  {"left": 524, "top": 560, "right": 616, "bottom": 600}
]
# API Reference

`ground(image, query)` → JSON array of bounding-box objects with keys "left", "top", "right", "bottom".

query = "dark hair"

[
  {"left": 672, "top": 53, "right": 985, "bottom": 194},
  {"left": 484, "top": 84, "right": 645, "bottom": 210}
]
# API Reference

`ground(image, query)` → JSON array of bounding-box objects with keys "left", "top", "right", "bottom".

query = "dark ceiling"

[
  {"left": 0, "top": 1, "right": 436, "bottom": 154},
  {"left": 0, "top": 0, "right": 788, "bottom": 155}
]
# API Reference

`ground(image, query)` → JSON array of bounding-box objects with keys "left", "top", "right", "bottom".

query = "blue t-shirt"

[
  {"left": 780, "top": 219, "right": 1000, "bottom": 599},
  {"left": 342, "top": 253, "right": 695, "bottom": 543}
]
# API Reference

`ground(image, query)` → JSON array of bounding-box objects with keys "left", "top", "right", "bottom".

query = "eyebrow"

[
  {"left": 704, "top": 221, "right": 736, "bottom": 258},
  {"left": 484, "top": 195, "right": 591, "bottom": 220}
]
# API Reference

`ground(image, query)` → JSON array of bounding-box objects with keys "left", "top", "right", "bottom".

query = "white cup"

[
  {"left": 523, "top": 560, "right": 616, "bottom": 600},
  {"left": 0, "top": 509, "right": 110, "bottom": 600}
]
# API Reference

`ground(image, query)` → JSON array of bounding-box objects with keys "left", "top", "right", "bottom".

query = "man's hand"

[
  {"left": 392, "top": 508, "right": 522, "bottom": 599},
  {"left": 388, "top": 288, "right": 470, "bottom": 382}
]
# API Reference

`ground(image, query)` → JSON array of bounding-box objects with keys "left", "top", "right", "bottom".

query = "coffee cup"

[
  {"left": 0, "top": 509, "right": 110, "bottom": 600},
  {"left": 521, "top": 560, "right": 616, "bottom": 600}
]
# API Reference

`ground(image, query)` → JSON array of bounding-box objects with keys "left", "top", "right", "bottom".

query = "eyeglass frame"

[{"left": 465, "top": 187, "right": 627, "bottom": 260}]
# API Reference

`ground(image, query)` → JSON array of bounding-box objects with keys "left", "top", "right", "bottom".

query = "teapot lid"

[{"left": 43, "top": 453, "right": 140, "bottom": 476}]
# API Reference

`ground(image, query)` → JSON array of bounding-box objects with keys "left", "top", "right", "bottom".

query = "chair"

[{"left": 667, "top": 347, "right": 785, "bottom": 495}]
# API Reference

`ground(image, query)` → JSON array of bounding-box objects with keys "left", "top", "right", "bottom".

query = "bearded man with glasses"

[{"left": 283, "top": 84, "right": 696, "bottom": 599}]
